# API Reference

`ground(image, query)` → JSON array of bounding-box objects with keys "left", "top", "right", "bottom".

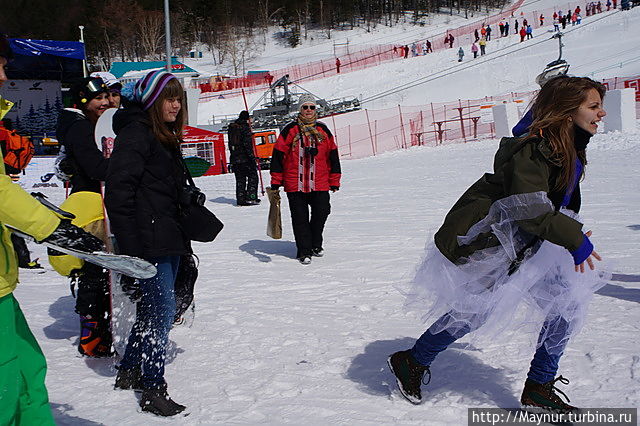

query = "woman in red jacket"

[{"left": 270, "top": 94, "right": 341, "bottom": 264}]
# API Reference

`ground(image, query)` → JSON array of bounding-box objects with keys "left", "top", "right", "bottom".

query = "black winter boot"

[
  {"left": 520, "top": 376, "right": 578, "bottom": 414},
  {"left": 114, "top": 366, "right": 143, "bottom": 391},
  {"left": 140, "top": 384, "right": 186, "bottom": 417},
  {"left": 387, "top": 350, "right": 431, "bottom": 404}
]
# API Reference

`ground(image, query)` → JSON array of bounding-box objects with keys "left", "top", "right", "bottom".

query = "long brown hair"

[
  {"left": 147, "top": 78, "right": 185, "bottom": 149},
  {"left": 525, "top": 76, "right": 606, "bottom": 190}
]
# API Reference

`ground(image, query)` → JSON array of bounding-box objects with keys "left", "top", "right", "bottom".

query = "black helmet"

[{"left": 69, "top": 77, "right": 108, "bottom": 108}]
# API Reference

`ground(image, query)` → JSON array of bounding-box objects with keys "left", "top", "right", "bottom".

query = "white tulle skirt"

[{"left": 403, "top": 192, "right": 608, "bottom": 355}]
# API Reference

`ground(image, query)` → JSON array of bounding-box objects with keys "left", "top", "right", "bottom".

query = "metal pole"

[
  {"left": 79, "top": 26, "right": 87, "bottom": 77},
  {"left": 164, "top": 0, "right": 172, "bottom": 72}
]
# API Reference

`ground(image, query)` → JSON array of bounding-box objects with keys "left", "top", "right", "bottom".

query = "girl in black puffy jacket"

[{"left": 105, "top": 71, "right": 190, "bottom": 417}]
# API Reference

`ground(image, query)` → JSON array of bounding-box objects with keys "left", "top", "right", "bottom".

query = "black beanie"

[{"left": 239, "top": 110, "right": 250, "bottom": 120}]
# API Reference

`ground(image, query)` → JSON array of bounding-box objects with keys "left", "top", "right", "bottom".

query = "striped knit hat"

[{"left": 133, "top": 70, "right": 176, "bottom": 110}]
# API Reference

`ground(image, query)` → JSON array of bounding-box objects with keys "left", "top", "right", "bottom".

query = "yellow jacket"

[{"left": 0, "top": 162, "right": 60, "bottom": 298}]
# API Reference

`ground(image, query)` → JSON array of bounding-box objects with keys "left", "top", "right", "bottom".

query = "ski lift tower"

[{"left": 535, "top": 32, "right": 570, "bottom": 87}]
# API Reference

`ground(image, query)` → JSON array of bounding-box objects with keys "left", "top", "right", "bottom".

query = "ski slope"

[
  {"left": 13, "top": 0, "right": 640, "bottom": 424},
  {"left": 196, "top": 5, "right": 640, "bottom": 122}
]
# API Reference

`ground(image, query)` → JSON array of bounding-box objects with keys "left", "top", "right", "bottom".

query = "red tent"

[{"left": 182, "top": 126, "right": 227, "bottom": 176}]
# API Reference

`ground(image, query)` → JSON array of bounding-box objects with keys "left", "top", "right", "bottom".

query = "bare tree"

[{"left": 136, "top": 11, "right": 164, "bottom": 60}]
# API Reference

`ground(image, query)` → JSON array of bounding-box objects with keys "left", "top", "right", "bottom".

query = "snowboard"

[
  {"left": 7, "top": 226, "right": 156, "bottom": 279},
  {"left": 95, "top": 108, "right": 137, "bottom": 354}
]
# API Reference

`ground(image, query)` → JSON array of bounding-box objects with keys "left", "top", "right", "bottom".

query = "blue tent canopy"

[
  {"left": 10, "top": 39, "right": 85, "bottom": 60},
  {"left": 6, "top": 38, "right": 84, "bottom": 81}
]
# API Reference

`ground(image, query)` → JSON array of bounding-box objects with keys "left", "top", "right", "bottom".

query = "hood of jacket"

[
  {"left": 492, "top": 135, "right": 561, "bottom": 173},
  {"left": 112, "top": 103, "right": 151, "bottom": 135},
  {"left": 56, "top": 108, "right": 86, "bottom": 146}
]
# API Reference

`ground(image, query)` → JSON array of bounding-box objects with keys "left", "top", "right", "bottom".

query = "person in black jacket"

[
  {"left": 106, "top": 70, "right": 190, "bottom": 417},
  {"left": 56, "top": 76, "right": 113, "bottom": 357},
  {"left": 227, "top": 110, "right": 260, "bottom": 206}
]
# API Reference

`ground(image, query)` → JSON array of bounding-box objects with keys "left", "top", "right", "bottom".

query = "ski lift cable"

[{"left": 360, "top": 10, "right": 621, "bottom": 104}]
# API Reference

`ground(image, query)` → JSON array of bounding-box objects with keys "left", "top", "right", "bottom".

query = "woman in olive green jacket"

[{"left": 388, "top": 77, "right": 607, "bottom": 413}]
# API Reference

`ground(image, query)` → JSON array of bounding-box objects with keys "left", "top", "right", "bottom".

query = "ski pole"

[{"left": 242, "top": 88, "right": 265, "bottom": 196}]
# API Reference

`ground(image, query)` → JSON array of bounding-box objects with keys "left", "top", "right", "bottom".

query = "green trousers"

[{"left": 0, "top": 293, "right": 55, "bottom": 426}]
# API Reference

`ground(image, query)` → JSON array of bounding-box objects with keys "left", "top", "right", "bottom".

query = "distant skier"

[
  {"left": 526, "top": 24, "right": 533, "bottom": 39},
  {"left": 425, "top": 39, "right": 433, "bottom": 53},
  {"left": 504, "top": 21, "right": 510, "bottom": 35},
  {"left": 457, "top": 47, "right": 464, "bottom": 62},
  {"left": 519, "top": 26, "right": 527, "bottom": 42},
  {"left": 485, "top": 25, "right": 492, "bottom": 41},
  {"left": 479, "top": 37, "right": 487, "bottom": 55},
  {"left": 471, "top": 42, "right": 479, "bottom": 58},
  {"left": 514, "top": 19, "right": 519, "bottom": 33},
  {"left": 388, "top": 77, "right": 607, "bottom": 415},
  {"left": 335, "top": 57, "right": 341, "bottom": 73},
  {"left": 539, "top": 14, "right": 544, "bottom": 26},
  {"left": 474, "top": 28, "right": 480, "bottom": 42}
]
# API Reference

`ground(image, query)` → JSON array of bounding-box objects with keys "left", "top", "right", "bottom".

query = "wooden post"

[
  {"left": 398, "top": 105, "right": 407, "bottom": 149},
  {"left": 365, "top": 109, "right": 376, "bottom": 156}
]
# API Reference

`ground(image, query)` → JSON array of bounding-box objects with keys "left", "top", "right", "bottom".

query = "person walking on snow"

[
  {"left": 471, "top": 42, "right": 479, "bottom": 58},
  {"left": 457, "top": 47, "right": 464, "bottom": 62},
  {"left": 519, "top": 26, "right": 527, "bottom": 42},
  {"left": 107, "top": 71, "right": 193, "bottom": 416},
  {"left": 526, "top": 24, "right": 533, "bottom": 39},
  {"left": 335, "top": 57, "right": 341, "bottom": 73},
  {"left": 227, "top": 110, "right": 260, "bottom": 206},
  {"left": 0, "top": 33, "right": 104, "bottom": 426},
  {"left": 479, "top": 37, "right": 487, "bottom": 55},
  {"left": 270, "top": 94, "right": 341, "bottom": 265},
  {"left": 387, "top": 76, "right": 608, "bottom": 414}
]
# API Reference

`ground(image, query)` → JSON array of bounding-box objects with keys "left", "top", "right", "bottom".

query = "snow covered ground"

[
  {"left": 17, "top": 125, "right": 640, "bottom": 425},
  {"left": 12, "top": 0, "right": 640, "bottom": 424}
]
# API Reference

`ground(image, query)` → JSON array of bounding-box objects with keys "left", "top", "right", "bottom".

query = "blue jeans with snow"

[
  {"left": 410, "top": 312, "right": 569, "bottom": 384},
  {"left": 119, "top": 256, "right": 180, "bottom": 389}
]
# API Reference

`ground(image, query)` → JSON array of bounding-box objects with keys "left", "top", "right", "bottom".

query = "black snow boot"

[
  {"left": 114, "top": 366, "right": 143, "bottom": 391},
  {"left": 140, "top": 384, "right": 186, "bottom": 417},
  {"left": 520, "top": 376, "right": 578, "bottom": 414},
  {"left": 387, "top": 350, "right": 431, "bottom": 404}
]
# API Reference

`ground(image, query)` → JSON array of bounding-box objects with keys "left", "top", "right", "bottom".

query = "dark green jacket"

[{"left": 434, "top": 136, "right": 584, "bottom": 264}]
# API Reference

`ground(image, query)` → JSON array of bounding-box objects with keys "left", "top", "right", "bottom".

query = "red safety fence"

[
  {"left": 328, "top": 74, "right": 639, "bottom": 160},
  {"left": 199, "top": 0, "right": 620, "bottom": 101}
]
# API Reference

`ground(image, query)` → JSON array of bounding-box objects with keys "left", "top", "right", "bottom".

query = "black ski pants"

[
  {"left": 75, "top": 262, "right": 110, "bottom": 321},
  {"left": 286, "top": 191, "right": 331, "bottom": 258},
  {"left": 233, "top": 161, "right": 259, "bottom": 203}
]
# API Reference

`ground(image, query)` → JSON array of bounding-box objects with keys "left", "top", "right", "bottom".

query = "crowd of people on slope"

[{"left": 395, "top": 0, "right": 626, "bottom": 65}]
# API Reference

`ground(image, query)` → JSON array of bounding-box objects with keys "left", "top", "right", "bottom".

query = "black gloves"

[
  {"left": 43, "top": 220, "right": 103, "bottom": 253},
  {"left": 120, "top": 275, "right": 142, "bottom": 302},
  {"left": 271, "top": 185, "right": 281, "bottom": 191},
  {"left": 330, "top": 186, "right": 339, "bottom": 192}
]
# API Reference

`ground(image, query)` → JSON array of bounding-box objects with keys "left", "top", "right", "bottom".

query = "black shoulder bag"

[{"left": 177, "top": 155, "right": 224, "bottom": 242}]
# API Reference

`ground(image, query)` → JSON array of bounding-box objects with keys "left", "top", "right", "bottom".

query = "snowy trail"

[{"left": 16, "top": 127, "right": 640, "bottom": 424}]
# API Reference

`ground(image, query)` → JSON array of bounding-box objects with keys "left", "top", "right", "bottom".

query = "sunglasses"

[{"left": 302, "top": 105, "right": 316, "bottom": 110}]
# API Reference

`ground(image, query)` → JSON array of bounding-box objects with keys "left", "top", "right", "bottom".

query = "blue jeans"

[
  {"left": 410, "top": 312, "right": 569, "bottom": 384},
  {"left": 119, "top": 256, "right": 180, "bottom": 389}
]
